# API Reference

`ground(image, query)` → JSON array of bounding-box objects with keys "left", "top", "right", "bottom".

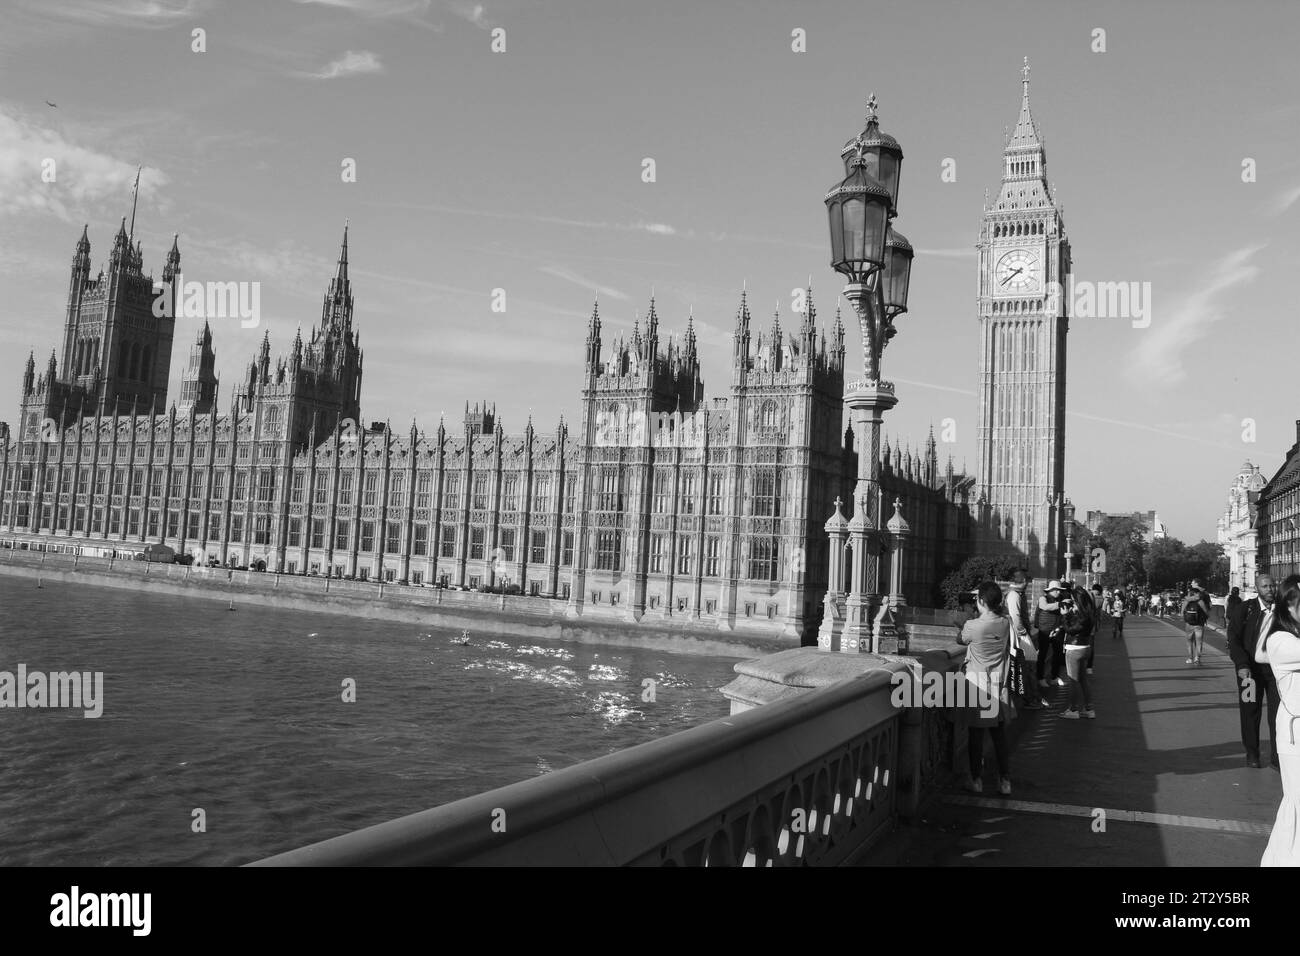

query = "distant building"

[
  {"left": 1218, "top": 461, "right": 1265, "bottom": 591},
  {"left": 1257, "top": 423, "right": 1300, "bottom": 582},
  {"left": 1084, "top": 509, "right": 1167, "bottom": 543}
]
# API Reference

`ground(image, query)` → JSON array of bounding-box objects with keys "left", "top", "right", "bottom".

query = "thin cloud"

[
  {"left": 199, "top": 237, "right": 332, "bottom": 292},
  {"left": 12, "top": 0, "right": 207, "bottom": 28},
  {"left": 0, "top": 107, "right": 167, "bottom": 220},
  {"left": 370, "top": 200, "right": 677, "bottom": 237},
  {"left": 446, "top": 2, "right": 494, "bottom": 28},
  {"left": 1066, "top": 408, "right": 1255, "bottom": 455},
  {"left": 892, "top": 376, "right": 977, "bottom": 397},
  {"left": 1271, "top": 183, "right": 1300, "bottom": 216},
  {"left": 889, "top": 375, "right": 1256, "bottom": 455},
  {"left": 304, "top": 50, "right": 384, "bottom": 80},
  {"left": 1124, "top": 243, "right": 1267, "bottom": 386},
  {"left": 538, "top": 266, "right": 629, "bottom": 302},
  {"left": 291, "top": 0, "right": 432, "bottom": 16}
]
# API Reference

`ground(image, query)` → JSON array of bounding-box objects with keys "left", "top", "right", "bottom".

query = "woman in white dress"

[{"left": 1257, "top": 573, "right": 1300, "bottom": 866}]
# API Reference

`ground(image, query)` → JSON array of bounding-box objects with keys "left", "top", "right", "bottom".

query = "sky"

[{"left": 0, "top": 0, "right": 1296, "bottom": 544}]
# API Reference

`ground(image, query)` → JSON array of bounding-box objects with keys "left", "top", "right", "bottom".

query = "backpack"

[{"left": 1183, "top": 598, "right": 1207, "bottom": 626}]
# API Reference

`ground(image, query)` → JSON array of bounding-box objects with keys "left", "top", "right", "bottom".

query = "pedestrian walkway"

[{"left": 883, "top": 612, "right": 1282, "bottom": 866}]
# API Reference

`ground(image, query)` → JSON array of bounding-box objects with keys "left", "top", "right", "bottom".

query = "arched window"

[{"left": 759, "top": 399, "right": 778, "bottom": 430}]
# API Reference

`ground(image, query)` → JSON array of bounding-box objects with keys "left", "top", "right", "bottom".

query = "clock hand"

[{"left": 1000, "top": 267, "right": 1023, "bottom": 286}]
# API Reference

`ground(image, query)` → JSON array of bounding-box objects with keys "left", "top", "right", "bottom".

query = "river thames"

[{"left": 0, "top": 577, "right": 738, "bottom": 865}]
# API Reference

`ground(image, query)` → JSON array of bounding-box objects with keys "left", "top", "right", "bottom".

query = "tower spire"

[
  {"left": 1006, "top": 56, "right": 1044, "bottom": 153},
  {"left": 337, "top": 220, "right": 349, "bottom": 283}
]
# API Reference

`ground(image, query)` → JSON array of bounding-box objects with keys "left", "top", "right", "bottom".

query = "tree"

[
  {"left": 1145, "top": 536, "right": 1189, "bottom": 590},
  {"left": 939, "top": 553, "right": 1020, "bottom": 609},
  {"left": 1095, "top": 516, "right": 1148, "bottom": 589},
  {"left": 1186, "top": 540, "right": 1228, "bottom": 593},
  {"left": 1144, "top": 538, "right": 1228, "bottom": 593}
]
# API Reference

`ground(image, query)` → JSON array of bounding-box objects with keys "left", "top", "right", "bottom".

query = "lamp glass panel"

[
  {"left": 842, "top": 198, "right": 865, "bottom": 265},
  {"left": 862, "top": 199, "right": 888, "bottom": 266},
  {"left": 827, "top": 200, "right": 844, "bottom": 266},
  {"left": 879, "top": 154, "right": 900, "bottom": 208}
]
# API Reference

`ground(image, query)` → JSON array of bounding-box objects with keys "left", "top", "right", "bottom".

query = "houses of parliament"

[{"left": 0, "top": 68, "right": 1069, "bottom": 640}]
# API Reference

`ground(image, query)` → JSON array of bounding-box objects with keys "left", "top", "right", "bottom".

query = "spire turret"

[
  {"left": 322, "top": 221, "right": 354, "bottom": 332},
  {"left": 110, "top": 217, "right": 130, "bottom": 266},
  {"left": 585, "top": 297, "right": 602, "bottom": 370},
  {"left": 733, "top": 288, "right": 752, "bottom": 368},
  {"left": 645, "top": 292, "right": 659, "bottom": 360},
  {"left": 164, "top": 233, "right": 181, "bottom": 281}
]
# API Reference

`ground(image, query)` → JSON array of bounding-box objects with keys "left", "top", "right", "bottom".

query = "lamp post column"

[
  {"left": 840, "top": 281, "right": 898, "bottom": 654},
  {"left": 842, "top": 381, "right": 896, "bottom": 652}
]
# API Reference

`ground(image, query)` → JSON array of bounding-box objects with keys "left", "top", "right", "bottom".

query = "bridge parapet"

[{"left": 254, "top": 645, "right": 966, "bottom": 866}]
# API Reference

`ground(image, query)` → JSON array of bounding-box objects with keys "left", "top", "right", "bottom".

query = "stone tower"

[
  {"left": 50, "top": 204, "right": 179, "bottom": 420},
  {"left": 569, "top": 294, "right": 704, "bottom": 620},
  {"left": 975, "top": 58, "right": 1072, "bottom": 577},
  {"left": 178, "top": 320, "right": 218, "bottom": 414},
  {"left": 234, "top": 225, "right": 363, "bottom": 448}
]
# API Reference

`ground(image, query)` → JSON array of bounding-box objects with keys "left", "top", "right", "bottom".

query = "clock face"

[{"left": 995, "top": 249, "right": 1041, "bottom": 293}]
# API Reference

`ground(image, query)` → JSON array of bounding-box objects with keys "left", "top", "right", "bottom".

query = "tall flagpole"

[{"left": 128, "top": 165, "right": 142, "bottom": 240}]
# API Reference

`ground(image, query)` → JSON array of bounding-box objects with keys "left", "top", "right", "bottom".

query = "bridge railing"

[{"left": 252, "top": 664, "right": 913, "bottom": 867}]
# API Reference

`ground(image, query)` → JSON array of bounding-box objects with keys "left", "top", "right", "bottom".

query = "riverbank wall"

[{"left": 0, "top": 550, "right": 792, "bottom": 659}]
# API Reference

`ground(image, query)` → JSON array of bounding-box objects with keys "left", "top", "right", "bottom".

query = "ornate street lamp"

[{"left": 818, "top": 94, "right": 913, "bottom": 655}]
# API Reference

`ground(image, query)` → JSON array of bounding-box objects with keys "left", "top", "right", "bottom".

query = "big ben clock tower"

[{"left": 975, "top": 58, "right": 1072, "bottom": 577}]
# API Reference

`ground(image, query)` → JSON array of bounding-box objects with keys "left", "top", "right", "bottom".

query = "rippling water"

[{"left": 0, "top": 577, "right": 737, "bottom": 865}]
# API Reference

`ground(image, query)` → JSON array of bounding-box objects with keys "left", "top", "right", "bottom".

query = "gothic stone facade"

[{"left": 1, "top": 220, "right": 981, "bottom": 640}]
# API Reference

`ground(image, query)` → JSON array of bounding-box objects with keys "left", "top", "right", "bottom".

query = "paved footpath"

[{"left": 882, "top": 612, "right": 1282, "bottom": 866}]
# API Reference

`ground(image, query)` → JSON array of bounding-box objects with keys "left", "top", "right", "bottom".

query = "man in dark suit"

[{"left": 1227, "top": 573, "right": 1280, "bottom": 769}]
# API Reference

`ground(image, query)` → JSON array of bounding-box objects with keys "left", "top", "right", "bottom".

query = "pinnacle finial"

[
  {"left": 865, "top": 93, "right": 878, "bottom": 124},
  {"left": 1022, "top": 56, "right": 1030, "bottom": 89}
]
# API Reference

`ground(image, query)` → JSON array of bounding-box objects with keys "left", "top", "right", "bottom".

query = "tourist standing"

[
  {"left": 1182, "top": 581, "right": 1211, "bottom": 665},
  {"left": 1035, "top": 581, "right": 1066, "bottom": 688},
  {"left": 1088, "top": 583, "right": 1104, "bottom": 675},
  {"left": 1059, "top": 585, "right": 1098, "bottom": 719},
  {"left": 1109, "top": 590, "right": 1126, "bottom": 640},
  {"left": 957, "top": 580, "right": 1016, "bottom": 795},
  {"left": 1227, "top": 586, "right": 1243, "bottom": 625},
  {"left": 1228, "top": 573, "right": 1281, "bottom": 769},
  {"left": 1256, "top": 573, "right": 1300, "bottom": 865},
  {"left": 1006, "top": 569, "right": 1043, "bottom": 709}
]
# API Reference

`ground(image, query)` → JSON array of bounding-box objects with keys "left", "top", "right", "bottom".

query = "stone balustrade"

[{"left": 252, "top": 640, "right": 967, "bottom": 866}]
